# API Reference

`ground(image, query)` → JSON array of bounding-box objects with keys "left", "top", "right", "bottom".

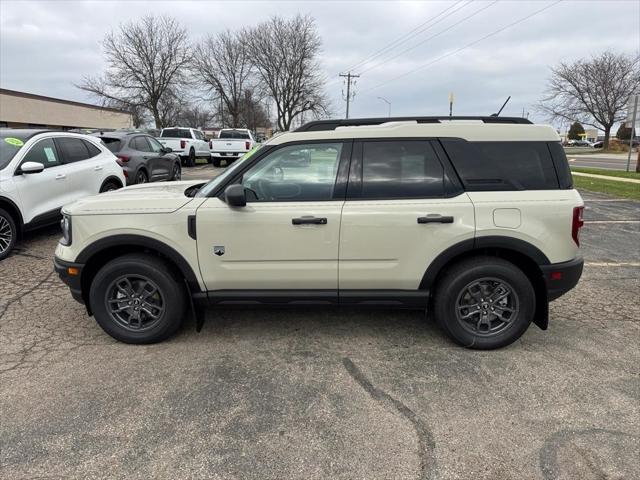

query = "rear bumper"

[
  {"left": 54, "top": 256, "right": 85, "bottom": 305},
  {"left": 541, "top": 256, "right": 584, "bottom": 301},
  {"left": 211, "top": 152, "right": 243, "bottom": 158}
]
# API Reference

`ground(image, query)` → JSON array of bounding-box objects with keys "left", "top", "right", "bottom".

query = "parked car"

[
  {"left": 94, "top": 131, "right": 181, "bottom": 185},
  {"left": 568, "top": 140, "right": 591, "bottom": 147},
  {"left": 590, "top": 141, "right": 604, "bottom": 149},
  {"left": 157, "top": 127, "right": 211, "bottom": 167},
  {"left": 54, "top": 116, "right": 584, "bottom": 350},
  {"left": 210, "top": 128, "right": 255, "bottom": 167},
  {"left": 0, "top": 129, "right": 125, "bottom": 260}
]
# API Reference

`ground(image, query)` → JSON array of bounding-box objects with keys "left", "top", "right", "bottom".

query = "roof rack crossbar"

[{"left": 295, "top": 116, "right": 532, "bottom": 132}]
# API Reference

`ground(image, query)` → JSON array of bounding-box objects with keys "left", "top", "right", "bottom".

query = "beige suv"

[{"left": 54, "top": 117, "right": 584, "bottom": 349}]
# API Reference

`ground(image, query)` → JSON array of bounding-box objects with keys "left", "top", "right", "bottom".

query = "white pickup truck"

[
  {"left": 157, "top": 127, "right": 211, "bottom": 167},
  {"left": 210, "top": 129, "right": 255, "bottom": 167}
]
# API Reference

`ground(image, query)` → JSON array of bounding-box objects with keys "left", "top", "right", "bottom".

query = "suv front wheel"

[
  {"left": 434, "top": 256, "right": 535, "bottom": 350},
  {"left": 89, "top": 254, "right": 187, "bottom": 344}
]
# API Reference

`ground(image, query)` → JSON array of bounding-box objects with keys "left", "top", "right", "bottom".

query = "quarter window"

[
  {"left": 22, "top": 138, "right": 61, "bottom": 168},
  {"left": 441, "top": 140, "right": 559, "bottom": 190},
  {"left": 56, "top": 137, "right": 91, "bottom": 163},
  {"left": 241, "top": 143, "right": 343, "bottom": 202},
  {"left": 359, "top": 141, "right": 445, "bottom": 199}
]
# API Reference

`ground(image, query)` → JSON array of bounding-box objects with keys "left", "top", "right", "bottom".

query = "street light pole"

[{"left": 377, "top": 96, "right": 391, "bottom": 117}]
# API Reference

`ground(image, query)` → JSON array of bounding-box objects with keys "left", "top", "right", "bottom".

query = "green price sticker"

[{"left": 4, "top": 137, "right": 24, "bottom": 147}]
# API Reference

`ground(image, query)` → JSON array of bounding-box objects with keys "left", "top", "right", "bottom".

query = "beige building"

[{"left": 0, "top": 88, "right": 132, "bottom": 130}]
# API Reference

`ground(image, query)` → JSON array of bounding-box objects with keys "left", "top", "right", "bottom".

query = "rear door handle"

[
  {"left": 94, "top": 166, "right": 103, "bottom": 171},
  {"left": 292, "top": 216, "right": 328, "bottom": 225},
  {"left": 55, "top": 174, "right": 66, "bottom": 180},
  {"left": 417, "top": 214, "right": 454, "bottom": 224}
]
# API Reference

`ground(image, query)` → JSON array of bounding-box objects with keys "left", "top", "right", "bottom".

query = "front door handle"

[
  {"left": 55, "top": 174, "right": 66, "bottom": 180},
  {"left": 292, "top": 216, "right": 328, "bottom": 225},
  {"left": 417, "top": 214, "right": 454, "bottom": 224}
]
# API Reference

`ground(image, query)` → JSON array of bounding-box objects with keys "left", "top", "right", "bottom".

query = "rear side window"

[
  {"left": 83, "top": 140, "right": 101, "bottom": 158},
  {"left": 161, "top": 128, "right": 191, "bottom": 138},
  {"left": 56, "top": 137, "right": 91, "bottom": 163},
  {"left": 441, "top": 140, "right": 559, "bottom": 190},
  {"left": 359, "top": 140, "right": 445, "bottom": 199},
  {"left": 131, "top": 136, "right": 152, "bottom": 152}
]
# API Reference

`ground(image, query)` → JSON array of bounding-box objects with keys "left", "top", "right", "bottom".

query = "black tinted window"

[
  {"left": 360, "top": 141, "right": 444, "bottom": 199},
  {"left": 101, "top": 138, "right": 122, "bottom": 153},
  {"left": 547, "top": 142, "right": 573, "bottom": 189},
  {"left": 56, "top": 137, "right": 90, "bottom": 163},
  {"left": 161, "top": 128, "right": 190, "bottom": 138},
  {"left": 131, "top": 136, "right": 152, "bottom": 152},
  {"left": 83, "top": 140, "right": 101, "bottom": 158},
  {"left": 441, "top": 140, "right": 559, "bottom": 190},
  {"left": 22, "top": 138, "right": 61, "bottom": 168},
  {"left": 220, "top": 130, "right": 250, "bottom": 139}
]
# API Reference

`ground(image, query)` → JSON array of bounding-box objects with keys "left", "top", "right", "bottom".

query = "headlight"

[{"left": 59, "top": 214, "right": 72, "bottom": 246}]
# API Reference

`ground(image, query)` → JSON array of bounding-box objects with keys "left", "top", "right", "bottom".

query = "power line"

[
  {"left": 343, "top": 0, "right": 470, "bottom": 74},
  {"left": 359, "top": 0, "right": 499, "bottom": 76},
  {"left": 362, "top": 0, "right": 563, "bottom": 95}
]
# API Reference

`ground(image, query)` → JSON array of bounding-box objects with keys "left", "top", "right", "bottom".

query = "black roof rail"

[{"left": 295, "top": 116, "right": 532, "bottom": 132}]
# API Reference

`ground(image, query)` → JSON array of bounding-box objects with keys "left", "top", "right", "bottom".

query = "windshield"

[
  {"left": 195, "top": 144, "right": 263, "bottom": 197},
  {"left": 219, "top": 130, "right": 250, "bottom": 140},
  {"left": 161, "top": 128, "right": 191, "bottom": 138},
  {"left": 0, "top": 131, "right": 30, "bottom": 170}
]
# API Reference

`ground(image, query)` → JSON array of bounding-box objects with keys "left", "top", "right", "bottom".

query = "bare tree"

[
  {"left": 194, "top": 31, "right": 254, "bottom": 127},
  {"left": 246, "top": 15, "right": 330, "bottom": 131},
  {"left": 240, "top": 89, "right": 270, "bottom": 132},
  {"left": 79, "top": 16, "right": 192, "bottom": 128},
  {"left": 178, "top": 104, "right": 215, "bottom": 129},
  {"left": 539, "top": 51, "right": 640, "bottom": 149}
]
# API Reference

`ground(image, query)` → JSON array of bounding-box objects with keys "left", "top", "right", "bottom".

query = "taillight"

[
  {"left": 117, "top": 155, "right": 130, "bottom": 164},
  {"left": 572, "top": 206, "right": 584, "bottom": 246},
  {"left": 209, "top": 140, "right": 212, "bottom": 149},
  {"left": 180, "top": 140, "right": 186, "bottom": 149},
  {"left": 245, "top": 141, "right": 250, "bottom": 150}
]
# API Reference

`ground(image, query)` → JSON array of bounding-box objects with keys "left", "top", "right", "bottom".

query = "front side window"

[
  {"left": 241, "top": 143, "right": 343, "bottom": 202},
  {"left": 359, "top": 141, "right": 445, "bottom": 199},
  {"left": 56, "top": 137, "right": 91, "bottom": 163},
  {"left": 147, "top": 137, "right": 164, "bottom": 153},
  {"left": 21, "top": 138, "right": 61, "bottom": 168}
]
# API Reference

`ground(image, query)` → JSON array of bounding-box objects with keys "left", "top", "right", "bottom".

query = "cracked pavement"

[{"left": 0, "top": 181, "right": 638, "bottom": 479}]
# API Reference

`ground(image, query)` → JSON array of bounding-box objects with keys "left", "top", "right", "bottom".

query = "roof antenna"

[{"left": 491, "top": 96, "right": 511, "bottom": 117}]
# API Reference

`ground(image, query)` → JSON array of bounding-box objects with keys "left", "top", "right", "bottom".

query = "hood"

[{"left": 63, "top": 180, "right": 205, "bottom": 215}]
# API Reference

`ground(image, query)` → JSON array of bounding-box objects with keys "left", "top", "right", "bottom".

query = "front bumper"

[
  {"left": 54, "top": 256, "right": 85, "bottom": 305},
  {"left": 541, "top": 256, "right": 584, "bottom": 301}
]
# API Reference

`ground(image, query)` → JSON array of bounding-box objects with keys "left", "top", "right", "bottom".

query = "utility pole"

[{"left": 340, "top": 72, "right": 359, "bottom": 119}]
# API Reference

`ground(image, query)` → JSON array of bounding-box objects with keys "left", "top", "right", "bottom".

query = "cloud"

[{"left": 1, "top": 0, "right": 638, "bottom": 125}]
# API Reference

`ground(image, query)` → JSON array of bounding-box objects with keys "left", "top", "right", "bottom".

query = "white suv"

[
  {"left": 0, "top": 129, "right": 125, "bottom": 260},
  {"left": 54, "top": 117, "right": 584, "bottom": 349}
]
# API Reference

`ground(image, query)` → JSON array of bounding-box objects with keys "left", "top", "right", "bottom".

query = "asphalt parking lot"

[{"left": 1, "top": 166, "right": 638, "bottom": 480}]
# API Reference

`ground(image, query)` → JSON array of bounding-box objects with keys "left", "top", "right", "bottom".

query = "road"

[
  {"left": 565, "top": 151, "right": 637, "bottom": 170},
  {"left": 1, "top": 168, "right": 639, "bottom": 480}
]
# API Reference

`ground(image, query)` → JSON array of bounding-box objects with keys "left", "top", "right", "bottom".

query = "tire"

[
  {"left": 206, "top": 154, "right": 213, "bottom": 165},
  {"left": 89, "top": 254, "right": 187, "bottom": 344},
  {"left": 0, "top": 208, "right": 17, "bottom": 261},
  {"left": 135, "top": 169, "right": 148, "bottom": 184},
  {"left": 100, "top": 180, "right": 121, "bottom": 193},
  {"left": 212, "top": 157, "right": 221, "bottom": 168},
  {"left": 187, "top": 148, "right": 196, "bottom": 167},
  {"left": 433, "top": 256, "right": 535, "bottom": 350},
  {"left": 170, "top": 162, "right": 181, "bottom": 181}
]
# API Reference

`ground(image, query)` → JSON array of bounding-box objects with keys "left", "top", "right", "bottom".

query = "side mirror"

[
  {"left": 18, "top": 162, "right": 45, "bottom": 175},
  {"left": 225, "top": 184, "right": 247, "bottom": 207},
  {"left": 162, "top": 147, "right": 173, "bottom": 153}
]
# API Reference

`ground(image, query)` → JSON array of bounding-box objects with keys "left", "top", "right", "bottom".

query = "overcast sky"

[{"left": 1, "top": 0, "right": 638, "bottom": 127}]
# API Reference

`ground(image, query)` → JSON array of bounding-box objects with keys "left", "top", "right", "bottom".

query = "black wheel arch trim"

[
  {"left": 100, "top": 176, "right": 123, "bottom": 189},
  {"left": 0, "top": 196, "right": 24, "bottom": 232},
  {"left": 76, "top": 234, "right": 202, "bottom": 293}
]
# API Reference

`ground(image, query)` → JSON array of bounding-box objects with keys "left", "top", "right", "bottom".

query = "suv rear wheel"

[
  {"left": 89, "top": 254, "right": 187, "bottom": 344},
  {"left": 434, "top": 256, "right": 535, "bottom": 350},
  {"left": 0, "top": 208, "right": 17, "bottom": 260}
]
